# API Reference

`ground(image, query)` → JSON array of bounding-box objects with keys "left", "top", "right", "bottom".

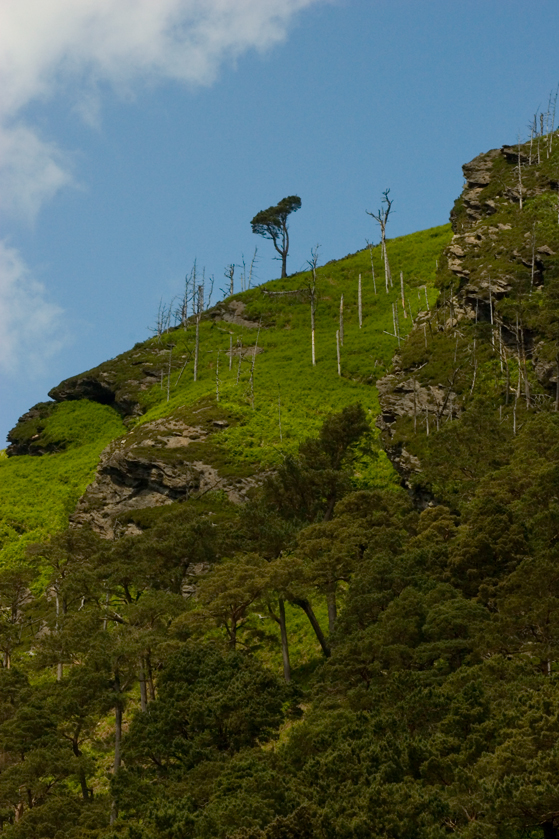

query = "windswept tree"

[{"left": 251, "top": 195, "right": 301, "bottom": 278}]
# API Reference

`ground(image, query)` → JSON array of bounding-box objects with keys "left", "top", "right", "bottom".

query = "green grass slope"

[
  {"left": 0, "top": 224, "right": 451, "bottom": 567},
  {"left": 0, "top": 402, "right": 126, "bottom": 565}
]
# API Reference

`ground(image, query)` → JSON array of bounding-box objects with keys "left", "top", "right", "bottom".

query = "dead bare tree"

[
  {"left": 166, "top": 344, "right": 174, "bottom": 402},
  {"left": 517, "top": 135, "right": 524, "bottom": 210},
  {"left": 339, "top": 294, "right": 344, "bottom": 347},
  {"left": 400, "top": 271, "right": 407, "bottom": 318},
  {"left": 193, "top": 284, "right": 204, "bottom": 383},
  {"left": 365, "top": 238, "right": 377, "bottom": 294},
  {"left": 550, "top": 86, "right": 558, "bottom": 154},
  {"left": 247, "top": 247, "right": 258, "bottom": 289},
  {"left": 306, "top": 246, "right": 320, "bottom": 366},
  {"left": 224, "top": 264, "right": 235, "bottom": 296},
  {"left": 336, "top": 330, "right": 341, "bottom": 376},
  {"left": 358, "top": 274, "right": 362, "bottom": 328},
  {"left": 366, "top": 189, "right": 393, "bottom": 292}
]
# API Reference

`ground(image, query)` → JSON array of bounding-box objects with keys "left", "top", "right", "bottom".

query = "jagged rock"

[
  {"left": 448, "top": 241, "right": 466, "bottom": 257},
  {"left": 6, "top": 402, "right": 56, "bottom": 456},
  {"left": 71, "top": 411, "right": 262, "bottom": 538},
  {"left": 463, "top": 148, "right": 501, "bottom": 187},
  {"left": 211, "top": 299, "right": 261, "bottom": 329}
]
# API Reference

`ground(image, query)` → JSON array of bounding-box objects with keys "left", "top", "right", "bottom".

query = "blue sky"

[{"left": 2, "top": 0, "right": 559, "bottom": 444}]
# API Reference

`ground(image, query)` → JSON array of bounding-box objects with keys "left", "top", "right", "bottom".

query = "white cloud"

[
  {"left": 0, "top": 0, "right": 325, "bottom": 221},
  {"left": 0, "top": 241, "right": 66, "bottom": 375}
]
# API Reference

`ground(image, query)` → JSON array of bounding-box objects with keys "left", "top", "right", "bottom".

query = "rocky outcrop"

[
  {"left": 377, "top": 140, "right": 559, "bottom": 492},
  {"left": 5, "top": 298, "right": 263, "bottom": 454},
  {"left": 210, "top": 299, "right": 261, "bottom": 329},
  {"left": 72, "top": 409, "right": 262, "bottom": 538},
  {"left": 6, "top": 402, "right": 56, "bottom": 456}
]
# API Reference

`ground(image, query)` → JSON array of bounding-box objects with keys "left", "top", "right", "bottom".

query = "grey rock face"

[{"left": 72, "top": 413, "right": 261, "bottom": 538}]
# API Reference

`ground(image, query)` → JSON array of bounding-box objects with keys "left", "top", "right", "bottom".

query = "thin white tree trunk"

[
  {"left": 336, "top": 330, "right": 341, "bottom": 376},
  {"left": 311, "top": 296, "right": 316, "bottom": 365},
  {"left": 400, "top": 271, "right": 407, "bottom": 318},
  {"left": 358, "top": 274, "right": 362, "bottom": 328}
]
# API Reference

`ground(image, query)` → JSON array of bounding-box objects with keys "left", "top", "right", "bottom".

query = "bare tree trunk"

[
  {"left": 400, "top": 271, "right": 407, "bottom": 318},
  {"left": 166, "top": 345, "right": 172, "bottom": 402},
  {"left": 358, "top": 274, "right": 362, "bottom": 328},
  {"left": 248, "top": 247, "right": 258, "bottom": 288},
  {"left": 339, "top": 294, "right": 344, "bottom": 346},
  {"left": 393, "top": 303, "right": 401, "bottom": 347},
  {"left": 336, "top": 330, "right": 341, "bottom": 376},
  {"left": 229, "top": 334, "right": 233, "bottom": 371},
  {"left": 366, "top": 240, "right": 377, "bottom": 293},
  {"left": 518, "top": 136, "right": 523, "bottom": 210},
  {"left": 292, "top": 598, "right": 330, "bottom": 657},
  {"left": 311, "top": 308, "right": 316, "bottom": 365},
  {"left": 194, "top": 314, "right": 200, "bottom": 382}
]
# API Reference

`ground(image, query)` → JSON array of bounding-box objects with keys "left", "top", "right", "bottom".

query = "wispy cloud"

[
  {"left": 0, "top": 242, "right": 66, "bottom": 376},
  {"left": 0, "top": 0, "right": 325, "bottom": 222}
]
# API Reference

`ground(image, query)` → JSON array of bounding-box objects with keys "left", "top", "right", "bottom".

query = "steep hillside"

[
  {"left": 378, "top": 138, "right": 559, "bottom": 506},
  {"left": 0, "top": 225, "right": 450, "bottom": 558},
  {"left": 7, "top": 135, "right": 559, "bottom": 839}
]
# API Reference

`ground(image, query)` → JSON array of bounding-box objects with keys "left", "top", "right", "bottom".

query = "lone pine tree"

[{"left": 251, "top": 195, "right": 301, "bottom": 278}]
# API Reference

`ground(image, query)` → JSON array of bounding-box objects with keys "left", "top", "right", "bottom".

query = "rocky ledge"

[{"left": 72, "top": 407, "right": 262, "bottom": 538}]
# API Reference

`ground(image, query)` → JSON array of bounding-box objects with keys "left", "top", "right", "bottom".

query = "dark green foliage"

[
  {"left": 263, "top": 403, "right": 372, "bottom": 525},
  {"left": 251, "top": 197, "right": 301, "bottom": 278},
  {"left": 123, "top": 645, "right": 289, "bottom": 773}
]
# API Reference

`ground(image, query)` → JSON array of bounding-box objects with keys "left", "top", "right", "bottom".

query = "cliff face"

[
  {"left": 71, "top": 405, "right": 262, "bottom": 538},
  {"left": 377, "top": 140, "right": 559, "bottom": 499}
]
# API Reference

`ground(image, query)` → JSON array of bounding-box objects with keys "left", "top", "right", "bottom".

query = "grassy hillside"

[{"left": 0, "top": 224, "right": 451, "bottom": 567}]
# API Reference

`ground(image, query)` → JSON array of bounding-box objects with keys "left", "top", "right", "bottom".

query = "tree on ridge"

[{"left": 251, "top": 195, "right": 301, "bottom": 278}]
